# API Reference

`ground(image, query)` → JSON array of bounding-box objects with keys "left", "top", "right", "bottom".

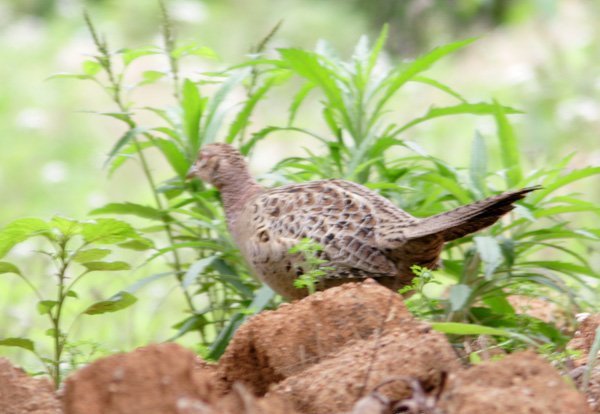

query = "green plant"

[
  {"left": 245, "top": 26, "right": 600, "bottom": 350},
  {"left": 52, "top": 7, "right": 599, "bottom": 358},
  {"left": 0, "top": 216, "right": 151, "bottom": 387},
  {"left": 289, "top": 238, "right": 334, "bottom": 295},
  {"left": 50, "top": 7, "right": 285, "bottom": 357}
]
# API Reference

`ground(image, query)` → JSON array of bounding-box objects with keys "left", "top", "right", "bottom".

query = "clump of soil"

[
  {"left": 568, "top": 313, "right": 600, "bottom": 364},
  {"left": 574, "top": 366, "right": 600, "bottom": 414},
  {"left": 269, "top": 325, "right": 458, "bottom": 414},
  {"left": 0, "top": 357, "right": 61, "bottom": 414},
  {"left": 438, "top": 350, "right": 591, "bottom": 414},
  {"left": 567, "top": 314, "right": 600, "bottom": 412},
  {"left": 507, "top": 295, "right": 563, "bottom": 324},
  {"left": 218, "top": 279, "right": 416, "bottom": 394},
  {"left": 2, "top": 280, "right": 596, "bottom": 414},
  {"left": 62, "top": 342, "right": 223, "bottom": 414},
  {"left": 190, "top": 383, "right": 301, "bottom": 414}
]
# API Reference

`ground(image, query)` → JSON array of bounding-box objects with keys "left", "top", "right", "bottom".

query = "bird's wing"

[{"left": 249, "top": 180, "right": 398, "bottom": 276}]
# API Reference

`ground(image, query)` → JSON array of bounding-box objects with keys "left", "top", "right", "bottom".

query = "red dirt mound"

[
  {"left": 269, "top": 324, "right": 459, "bottom": 414},
  {"left": 62, "top": 342, "right": 223, "bottom": 414},
  {"left": 218, "top": 279, "right": 417, "bottom": 394},
  {"left": 568, "top": 313, "right": 600, "bottom": 364},
  {"left": 0, "top": 357, "right": 61, "bottom": 414},
  {"left": 567, "top": 314, "right": 600, "bottom": 412},
  {"left": 438, "top": 350, "right": 591, "bottom": 414}
]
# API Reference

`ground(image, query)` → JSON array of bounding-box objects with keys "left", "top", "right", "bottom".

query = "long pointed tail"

[{"left": 405, "top": 186, "right": 540, "bottom": 242}]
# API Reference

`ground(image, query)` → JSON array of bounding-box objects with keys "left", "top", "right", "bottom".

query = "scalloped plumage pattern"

[{"left": 190, "top": 143, "right": 538, "bottom": 299}]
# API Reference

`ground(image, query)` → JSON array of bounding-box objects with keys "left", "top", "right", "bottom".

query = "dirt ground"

[{"left": 1, "top": 279, "right": 597, "bottom": 414}]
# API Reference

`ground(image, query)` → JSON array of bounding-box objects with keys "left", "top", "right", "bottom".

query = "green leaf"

[
  {"left": 37, "top": 300, "right": 58, "bottom": 315},
  {"left": 394, "top": 102, "right": 521, "bottom": 136},
  {"left": 366, "top": 24, "right": 388, "bottom": 75},
  {"left": 83, "top": 291, "right": 137, "bottom": 315},
  {"left": 482, "top": 294, "right": 515, "bottom": 315},
  {"left": 411, "top": 76, "right": 467, "bottom": 103},
  {"left": 168, "top": 314, "right": 209, "bottom": 342},
  {"left": 120, "top": 46, "right": 160, "bottom": 66},
  {"left": 419, "top": 173, "right": 472, "bottom": 204},
  {"left": 0, "top": 218, "right": 50, "bottom": 259},
  {"left": 203, "top": 68, "right": 252, "bottom": 145},
  {"left": 81, "top": 219, "right": 138, "bottom": 245},
  {"left": 373, "top": 37, "right": 477, "bottom": 118},
  {"left": 449, "top": 284, "right": 472, "bottom": 311},
  {"left": 287, "top": 82, "right": 315, "bottom": 126},
  {"left": 45, "top": 328, "right": 60, "bottom": 338},
  {"left": 0, "top": 338, "right": 35, "bottom": 352},
  {"left": 431, "top": 322, "right": 538, "bottom": 346},
  {"left": 50, "top": 216, "right": 81, "bottom": 236},
  {"left": 96, "top": 112, "right": 132, "bottom": 124},
  {"left": 90, "top": 202, "right": 164, "bottom": 221},
  {"left": 82, "top": 261, "right": 131, "bottom": 272},
  {"left": 125, "top": 271, "right": 175, "bottom": 293},
  {"left": 226, "top": 75, "right": 279, "bottom": 143},
  {"left": 118, "top": 238, "right": 154, "bottom": 251},
  {"left": 139, "top": 70, "right": 165, "bottom": 86},
  {"left": 65, "top": 290, "right": 79, "bottom": 298},
  {"left": 474, "top": 236, "right": 503, "bottom": 279},
  {"left": 183, "top": 256, "right": 218, "bottom": 289},
  {"left": 152, "top": 138, "right": 189, "bottom": 178},
  {"left": 105, "top": 127, "right": 145, "bottom": 167},
  {"left": 494, "top": 100, "right": 523, "bottom": 187},
  {"left": 469, "top": 131, "right": 487, "bottom": 196},
  {"left": 208, "top": 285, "right": 274, "bottom": 359},
  {"left": 47, "top": 73, "right": 95, "bottom": 81},
  {"left": 108, "top": 141, "right": 154, "bottom": 176},
  {"left": 0, "top": 262, "right": 21, "bottom": 275},
  {"left": 82, "top": 60, "right": 102, "bottom": 76},
  {"left": 278, "top": 48, "right": 346, "bottom": 114},
  {"left": 72, "top": 248, "right": 111, "bottom": 263},
  {"left": 532, "top": 166, "right": 600, "bottom": 203},
  {"left": 522, "top": 261, "right": 598, "bottom": 278},
  {"left": 212, "top": 259, "right": 254, "bottom": 298},
  {"left": 172, "top": 44, "right": 218, "bottom": 60},
  {"left": 241, "top": 126, "right": 329, "bottom": 155},
  {"left": 182, "top": 79, "right": 205, "bottom": 153}
]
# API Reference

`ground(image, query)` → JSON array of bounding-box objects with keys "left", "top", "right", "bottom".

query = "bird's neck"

[{"left": 217, "top": 173, "right": 262, "bottom": 226}]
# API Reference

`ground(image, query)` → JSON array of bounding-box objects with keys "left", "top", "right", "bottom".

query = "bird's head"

[{"left": 186, "top": 143, "right": 249, "bottom": 188}]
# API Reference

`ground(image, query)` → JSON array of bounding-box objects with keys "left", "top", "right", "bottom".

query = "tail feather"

[{"left": 405, "top": 186, "right": 540, "bottom": 242}]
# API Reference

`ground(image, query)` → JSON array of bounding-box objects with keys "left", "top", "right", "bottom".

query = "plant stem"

[
  {"left": 49, "top": 237, "right": 70, "bottom": 388},
  {"left": 159, "top": 0, "right": 181, "bottom": 102},
  {"left": 84, "top": 15, "right": 196, "bottom": 314}
]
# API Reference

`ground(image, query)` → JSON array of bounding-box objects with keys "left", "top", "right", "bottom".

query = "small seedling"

[
  {"left": 0, "top": 216, "right": 151, "bottom": 387},
  {"left": 289, "top": 238, "right": 334, "bottom": 295}
]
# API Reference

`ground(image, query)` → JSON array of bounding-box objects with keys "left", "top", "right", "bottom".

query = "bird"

[{"left": 187, "top": 143, "right": 539, "bottom": 300}]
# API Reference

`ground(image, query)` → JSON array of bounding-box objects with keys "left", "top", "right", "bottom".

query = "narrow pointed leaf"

[
  {"left": 0, "top": 218, "right": 51, "bottom": 259},
  {"left": 84, "top": 291, "right": 137, "bottom": 315},
  {"left": 0, "top": 262, "right": 21, "bottom": 275},
  {"left": 72, "top": 248, "right": 111, "bottom": 263},
  {"left": 82, "top": 261, "right": 131, "bottom": 271},
  {"left": 0, "top": 338, "right": 35, "bottom": 352},
  {"left": 90, "top": 202, "right": 164, "bottom": 220},
  {"left": 494, "top": 100, "right": 522, "bottom": 187}
]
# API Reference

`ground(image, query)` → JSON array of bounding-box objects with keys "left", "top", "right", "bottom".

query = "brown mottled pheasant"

[{"left": 187, "top": 143, "right": 538, "bottom": 300}]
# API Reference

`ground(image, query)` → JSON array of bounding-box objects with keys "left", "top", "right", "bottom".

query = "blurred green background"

[{"left": 1, "top": 0, "right": 599, "bottom": 371}]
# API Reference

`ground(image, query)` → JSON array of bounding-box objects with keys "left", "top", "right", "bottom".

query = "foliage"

[
  {"left": 0, "top": 216, "right": 150, "bottom": 387},
  {"left": 68, "top": 10, "right": 598, "bottom": 353},
  {"left": 1, "top": 2, "right": 598, "bottom": 380},
  {"left": 289, "top": 238, "right": 334, "bottom": 295},
  {"left": 244, "top": 25, "right": 600, "bottom": 351}
]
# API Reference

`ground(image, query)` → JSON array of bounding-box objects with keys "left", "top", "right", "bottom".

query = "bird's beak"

[{"left": 186, "top": 163, "right": 198, "bottom": 180}]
